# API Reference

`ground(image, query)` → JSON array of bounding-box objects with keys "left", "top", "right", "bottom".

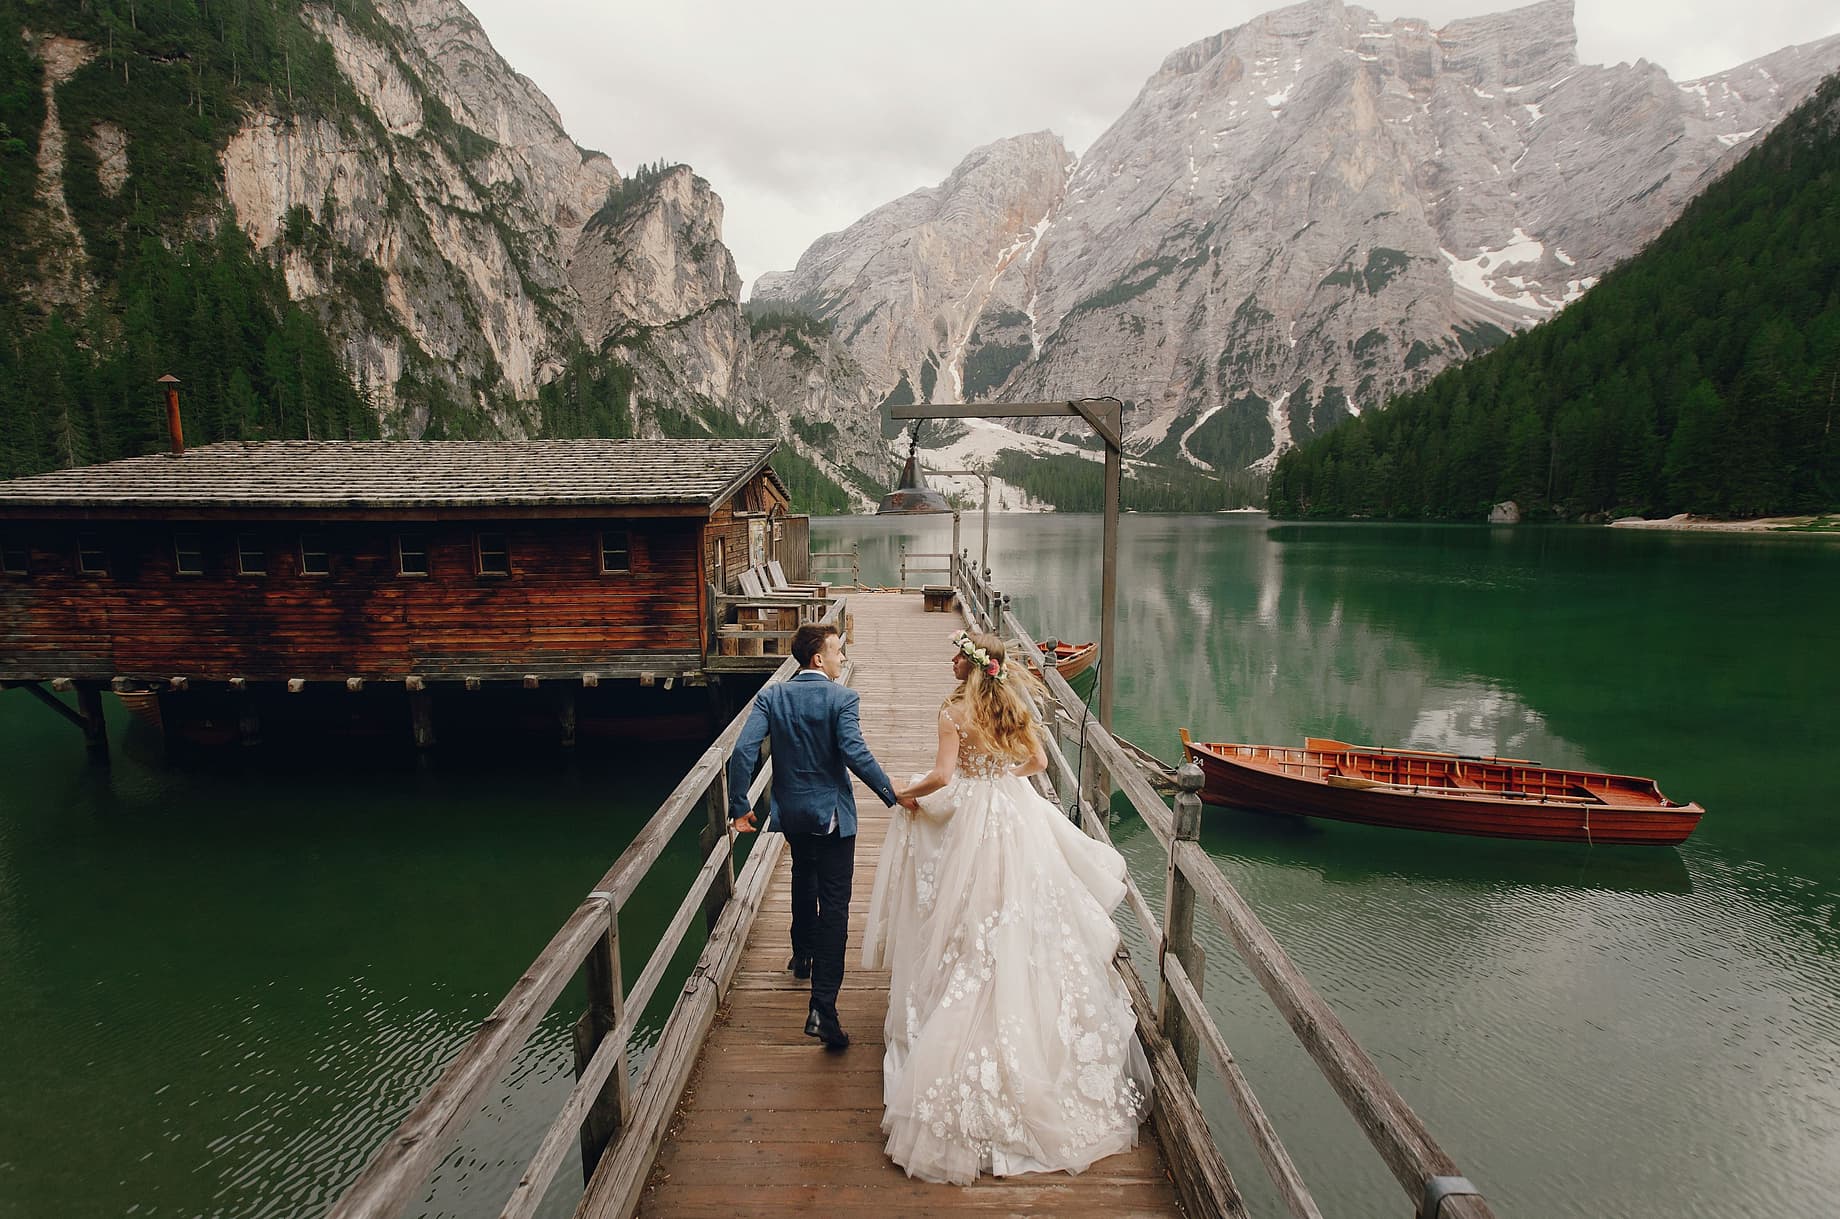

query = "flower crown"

[{"left": 950, "top": 628, "right": 1006, "bottom": 681}]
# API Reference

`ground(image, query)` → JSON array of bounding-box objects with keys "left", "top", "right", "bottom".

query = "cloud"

[{"left": 460, "top": 1, "right": 1840, "bottom": 291}]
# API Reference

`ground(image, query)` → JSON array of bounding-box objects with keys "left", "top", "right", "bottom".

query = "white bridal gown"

[{"left": 863, "top": 713, "right": 1152, "bottom": 1184}]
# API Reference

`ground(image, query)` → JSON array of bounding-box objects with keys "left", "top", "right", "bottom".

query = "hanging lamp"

[{"left": 875, "top": 420, "right": 953, "bottom": 515}]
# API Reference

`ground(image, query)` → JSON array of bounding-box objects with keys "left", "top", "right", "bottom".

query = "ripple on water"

[{"left": 1108, "top": 827, "right": 1840, "bottom": 1218}]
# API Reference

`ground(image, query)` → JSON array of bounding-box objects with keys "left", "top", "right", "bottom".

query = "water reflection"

[
  {"left": 817, "top": 513, "right": 1840, "bottom": 1219},
  {"left": 0, "top": 695, "right": 706, "bottom": 1219}
]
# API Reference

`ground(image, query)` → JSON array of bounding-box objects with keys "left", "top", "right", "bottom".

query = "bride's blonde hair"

[{"left": 944, "top": 630, "right": 1046, "bottom": 762}]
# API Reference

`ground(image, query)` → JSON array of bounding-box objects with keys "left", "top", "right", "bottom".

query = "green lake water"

[
  {"left": 815, "top": 514, "right": 1840, "bottom": 1219},
  {"left": 3, "top": 514, "right": 1836, "bottom": 1217}
]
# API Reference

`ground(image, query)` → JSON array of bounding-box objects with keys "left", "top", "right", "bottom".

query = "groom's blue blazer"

[{"left": 727, "top": 669, "right": 897, "bottom": 837}]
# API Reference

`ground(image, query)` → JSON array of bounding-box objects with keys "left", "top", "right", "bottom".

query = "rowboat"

[
  {"left": 1037, "top": 639, "right": 1099, "bottom": 680},
  {"left": 1178, "top": 731, "right": 1703, "bottom": 845}
]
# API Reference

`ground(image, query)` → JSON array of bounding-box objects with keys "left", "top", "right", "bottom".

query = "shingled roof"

[{"left": 0, "top": 439, "right": 783, "bottom": 514}]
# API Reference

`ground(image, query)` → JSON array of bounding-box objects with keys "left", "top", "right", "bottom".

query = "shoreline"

[{"left": 1609, "top": 513, "right": 1838, "bottom": 534}]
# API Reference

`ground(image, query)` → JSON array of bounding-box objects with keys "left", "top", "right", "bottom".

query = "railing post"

[
  {"left": 851, "top": 543, "right": 860, "bottom": 587},
  {"left": 1160, "top": 762, "right": 1207, "bottom": 1084},
  {"left": 700, "top": 769, "right": 736, "bottom": 931},
  {"left": 574, "top": 904, "right": 631, "bottom": 1181},
  {"left": 899, "top": 542, "right": 907, "bottom": 590}
]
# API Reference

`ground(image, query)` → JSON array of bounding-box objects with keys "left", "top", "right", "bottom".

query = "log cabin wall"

[
  {"left": 0, "top": 516, "right": 703, "bottom": 682},
  {"left": 701, "top": 472, "right": 791, "bottom": 594}
]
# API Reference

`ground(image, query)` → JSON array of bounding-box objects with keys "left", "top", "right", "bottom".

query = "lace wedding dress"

[{"left": 862, "top": 713, "right": 1153, "bottom": 1184}]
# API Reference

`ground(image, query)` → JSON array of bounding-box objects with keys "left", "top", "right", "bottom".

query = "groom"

[{"left": 728, "top": 621, "right": 897, "bottom": 1049}]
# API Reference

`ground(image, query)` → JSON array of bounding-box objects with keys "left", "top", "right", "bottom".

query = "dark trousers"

[{"left": 788, "top": 827, "right": 854, "bottom": 1020}]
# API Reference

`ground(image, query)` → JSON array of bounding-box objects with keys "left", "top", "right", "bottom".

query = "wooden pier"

[
  {"left": 624, "top": 592, "right": 1184, "bottom": 1217},
  {"left": 329, "top": 562, "right": 1497, "bottom": 1219}
]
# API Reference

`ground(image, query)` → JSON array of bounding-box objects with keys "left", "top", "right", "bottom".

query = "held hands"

[{"left": 895, "top": 789, "right": 921, "bottom": 811}]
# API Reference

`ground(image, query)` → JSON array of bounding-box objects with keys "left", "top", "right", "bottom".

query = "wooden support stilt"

[
  {"left": 76, "top": 684, "right": 109, "bottom": 755},
  {"left": 557, "top": 687, "right": 576, "bottom": 749},
  {"left": 22, "top": 682, "right": 87, "bottom": 732},
  {"left": 231, "top": 679, "right": 260, "bottom": 747},
  {"left": 409, "top": 690, "right": 436, "bottom": 750}
]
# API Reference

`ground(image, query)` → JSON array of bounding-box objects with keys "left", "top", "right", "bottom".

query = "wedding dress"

[{"left": 863, "top": 712, "right": 1152, "bottom": 1184}]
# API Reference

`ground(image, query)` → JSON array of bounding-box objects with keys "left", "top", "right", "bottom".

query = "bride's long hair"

[{"left": 945, "top": 630, "right": 1046, "bottom": 762}]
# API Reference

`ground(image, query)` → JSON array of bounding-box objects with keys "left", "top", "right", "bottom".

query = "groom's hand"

[{"left": 732, "top": 810, "right": 762, "bottom": 833}]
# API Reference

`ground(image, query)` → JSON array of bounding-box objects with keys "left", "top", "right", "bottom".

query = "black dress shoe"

[
  {"left": 787, "top": 955, "right": 812, "bottom": 980},
  {"left": 804, "top": 1007, "right": 850, "bottom": 1050}
]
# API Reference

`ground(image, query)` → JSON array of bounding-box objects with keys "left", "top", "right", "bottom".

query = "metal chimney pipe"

[{"left": 158, "top": 374, "right": 183, "bottom": 455}]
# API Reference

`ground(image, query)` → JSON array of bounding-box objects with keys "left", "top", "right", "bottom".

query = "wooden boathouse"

[
  {"left": 326, "top": 563, "right": 1499, "bottom": 1219},
  {"left": 0, "top": 437, "right": 823, "bottom": 751}
]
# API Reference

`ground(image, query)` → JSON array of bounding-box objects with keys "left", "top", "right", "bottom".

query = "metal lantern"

[{"left": 876, "top": 422, "right": 953, "bottom": 515}]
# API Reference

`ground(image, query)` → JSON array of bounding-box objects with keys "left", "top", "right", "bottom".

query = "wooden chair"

[{"left": 766, "top": 559, "right": 827, "bottom": 597}]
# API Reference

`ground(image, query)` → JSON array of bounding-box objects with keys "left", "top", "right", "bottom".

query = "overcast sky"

[{"left": 460, "top": 1, "right": 1840, "bottom": 296}]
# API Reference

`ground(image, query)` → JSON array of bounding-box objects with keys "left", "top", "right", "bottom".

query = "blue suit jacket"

[{"left": 727, "top": 670, "right": 896, "bottom": 837}]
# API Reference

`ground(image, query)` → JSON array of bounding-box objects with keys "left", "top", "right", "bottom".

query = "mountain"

[
  {"left": 752, "top": 131, "right": 1074, "bottom": 409},
  {"left": 755, "top": 0, "right": 1840, "bottom": 477},
  {"left": 0, "top": 0, "right": 882, "bottom": 507},
  {"left": 1266, "top": 72, "right": 1840, "bottom": 521}
]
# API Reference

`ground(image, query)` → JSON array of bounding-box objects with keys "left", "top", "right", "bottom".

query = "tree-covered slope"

[
  {"left": 0, "top": 0, "right": 387, "bottom": 473},
  {"left": 0, "top": 1, "right": 860, "bottom": 513},
  {"left": 1267, "top": 73, "right": 1840, "bottom": 522}
]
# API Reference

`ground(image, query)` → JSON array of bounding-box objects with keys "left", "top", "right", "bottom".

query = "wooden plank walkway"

[{"left": 625, "top": 592, "right": 1186, "bottom": 1217}]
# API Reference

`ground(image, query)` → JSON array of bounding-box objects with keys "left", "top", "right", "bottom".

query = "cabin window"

[
  {"left": 600, "top": 529, "right": 631, "bottom": 573},
  {"left": 236, "top": 533, "right": 266, "bottom": 575},
  {"left": 78, "top": 532, "right": 109, "bottom": 575},
  {"left": 397, "top": 533, "right": 429, "bottom": 577},
  {"left": 172, "top": 533, "right": 204, "bottom": 575},
  {"left": 299, "top": 534, "right": 330, "bottom": 576},
  {"left": 1, "top": 537, "right": 26, "bottom": 575},
  {"left": 476, "top": 531, "right": 510, "bottom": 576}
]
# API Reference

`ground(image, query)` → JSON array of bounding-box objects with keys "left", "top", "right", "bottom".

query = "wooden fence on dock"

[{"left": 327, "top": 559, "right": 1495, "bottom": 1219}]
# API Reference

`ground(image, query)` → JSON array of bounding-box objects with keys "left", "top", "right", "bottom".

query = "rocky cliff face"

[
  {"left": 30, "top": 0, "right": 784, "bottom": 447},
  {"left": 215, "top": 0, "right": 883, "bottom": 479},
  {"left": 216, "top": 1, "right": 623, "bottom": 433},
  {"left": 753, "top": 131, "right": 1074, "bottom": 408},
  {"left": 757, "top": 0, "right": 1840, "bottom": 473}
]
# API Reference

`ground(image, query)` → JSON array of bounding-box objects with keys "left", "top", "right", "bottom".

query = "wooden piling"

[
  {"left": 558, "top": 687, "right": 577, "bottom": 749},
  {"left": 409, "top": 691, "right": 436, "bottom": 750},
  {"left": 76, "top": 683, "right": 108, "bottom": 755}
]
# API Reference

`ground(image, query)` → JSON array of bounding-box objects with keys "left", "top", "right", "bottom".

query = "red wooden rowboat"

[
  {"left": 1178, "top": 731, "right": 1703, "bottom": 845},
  {"left": 1037, "top": 639, "right": 1099, "bottom": 680}
]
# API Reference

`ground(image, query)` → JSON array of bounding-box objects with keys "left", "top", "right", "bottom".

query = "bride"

[{"left": 864, "top": 628, "right": 1152, "bottom": 1184}]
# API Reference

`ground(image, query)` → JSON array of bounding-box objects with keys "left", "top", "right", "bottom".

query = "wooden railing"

[
  {"left": 710, "top": 591, "right": 835, "bottom": 659},
  {"left": 328, "top": 598, "right": 849, "bottom": 1219},
  {"left": 810, "top": 546, "right": 860, "bottom": 586},
  {"left": 898, "top": 543, "right": 952, "bottom": 590},
  {"left": 955, "top": 564, "right": 1494, "bottom": 1219}
]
